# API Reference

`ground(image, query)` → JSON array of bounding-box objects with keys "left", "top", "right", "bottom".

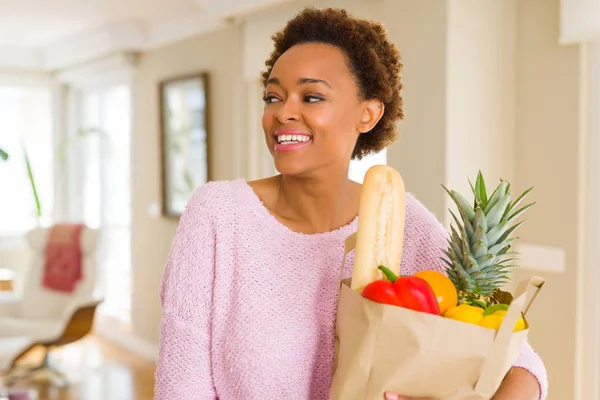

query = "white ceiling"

[
  {"left": 0, "top": 0, "right": 291, "bottom": 71},
  {"left": 0, "top": 0, "right": 199, "bottom": 47}
]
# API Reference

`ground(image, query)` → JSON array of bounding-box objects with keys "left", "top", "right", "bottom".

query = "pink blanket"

[{"left": 42, "top": 224, "right": 84, "bottom": 293}]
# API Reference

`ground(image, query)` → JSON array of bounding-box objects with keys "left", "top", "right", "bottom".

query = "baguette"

[{"left": 351, "top": 165, "right": 406, "bottom": 292}]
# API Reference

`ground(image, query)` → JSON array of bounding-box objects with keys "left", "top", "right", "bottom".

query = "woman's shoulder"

[
  {"left": 403, "top": 192, "right": 448, "bottom": 240},
  {"left": 405, "top": 192, "right": 443, "bottom": 223},
  {"left": 401, "top": 192, "right": 450, "bottom": 273},
  {"left": 188, "top": 178, "right": 241, "bottom": 202},
  {"left": 183, "top": 178, "right": 256, "bottom": 220}
]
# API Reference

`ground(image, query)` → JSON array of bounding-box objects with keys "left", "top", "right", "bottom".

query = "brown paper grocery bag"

[{"left": 329, "top": 233, "right": 544, "bottom": 400}]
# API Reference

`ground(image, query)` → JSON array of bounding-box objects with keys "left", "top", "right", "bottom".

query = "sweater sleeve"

[
  {"left": 154, "top": 185, "right": 218, "bottom": 400},
  {"left": 405, "top": 193, "right": 548, "bottom": 400},
  {"left": 512, "top": 340, "right": 548, "bottom": 399},
  {"left": 401, "top": 193, "right": 449, "bottom": 275}
]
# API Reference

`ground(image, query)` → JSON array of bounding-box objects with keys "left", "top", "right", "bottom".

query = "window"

[
  {"left": 0, "top": 86, "right": 53, "bottom": 235},
  {"left": 66, "top": 84, "right": 132, "bottom": 324}
]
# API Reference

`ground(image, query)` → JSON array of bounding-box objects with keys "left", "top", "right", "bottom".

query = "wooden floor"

[{"left": 3, "top": 335, "right": 155, "bottom": 400}]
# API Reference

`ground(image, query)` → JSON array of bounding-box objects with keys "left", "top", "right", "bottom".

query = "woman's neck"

[{"left": 275, "top": 172, "right": 361, "bottom": 234}]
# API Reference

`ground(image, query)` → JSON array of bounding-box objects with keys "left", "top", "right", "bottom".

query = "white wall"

[
  {"left": 512, "top": 0, "right": 582, "bottom": 397},
  {"left": 445, "top": 0, "right": 517, "bottom": 221},
  {"left": 382, "top": 0, "right": 449, "bottom": 219}
]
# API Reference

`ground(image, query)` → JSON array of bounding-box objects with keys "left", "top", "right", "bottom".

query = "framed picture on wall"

[{"left": 159, "top": 72, "right": 210, "bottom": 218}]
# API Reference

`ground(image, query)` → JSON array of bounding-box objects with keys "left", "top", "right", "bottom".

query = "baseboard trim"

[{"left": 94, "top": 317, "right": 158, "bottom": 363}]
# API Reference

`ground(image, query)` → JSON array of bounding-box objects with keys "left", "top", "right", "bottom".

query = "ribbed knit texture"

[{"left": 155, "top": 179, "right": 548, "bottom": 400}]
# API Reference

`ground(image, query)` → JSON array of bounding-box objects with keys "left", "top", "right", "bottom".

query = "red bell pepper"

[
  {"left": 361, "top": 280, "right": 404, "bottom": 307},
  {"left": 361, "top": 266, "right": 441, "bottom": 316},
  {"left": 393, "top": 275, "right": 441, "bottom": 315}
]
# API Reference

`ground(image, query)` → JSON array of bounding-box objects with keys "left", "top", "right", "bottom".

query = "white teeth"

[{"left": 277, "top": 135, "right": 311, "bottom": 143}]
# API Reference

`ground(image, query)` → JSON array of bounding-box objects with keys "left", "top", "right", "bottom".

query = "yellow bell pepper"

[
  {"left": 444, "top": 305, "right": 483, "bottom": 325},
  {"left": 445, "top": 305, "right": 526, "bottom": 332},
  {"left": 479, "top": 314, "right": 526, "bottom": 332}
]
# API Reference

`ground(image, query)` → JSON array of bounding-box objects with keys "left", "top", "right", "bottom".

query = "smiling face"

[{"left": 262, "top": 42, "right": 383, "bottom": 178}]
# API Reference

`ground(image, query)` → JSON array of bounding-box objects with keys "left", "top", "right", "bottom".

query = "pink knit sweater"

[{"left": 154, "top": 179, "right": 548, "bottom": 400}]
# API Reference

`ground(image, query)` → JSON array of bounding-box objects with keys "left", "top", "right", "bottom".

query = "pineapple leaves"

[
  {"left": 506, "top": 201, "right": 536, "bottom": 222},
  {"left": 475, "top": 253, "right": 495, "bottom": 268},
  {"left": 464, "top": 215, "right": 475, "bottom": 238},
  {"left": 440, "top": 256, "right": 455, "bottom": 271},
  {"left": 486, "top": 219, "right": 522, "bottom": 246},
  {"left": 484, "top": 181, "right": 509, "bottom": 215},
  {"left": 496, "top": 220, "right": 526, "bottom": 244},
  {"left": 471, "top": 226, "right": 487, "bottom": 249},
  {"left": 443, "top": 185, "right": 476, "bottom": 221},
  {"left": 496, "top": 244, "right": 512, "bottom": 256},
  {"left": 448, "top": 238, "right": 464, "bottom": 265},
  {"left": 469, "top": 179, "right": 477, "bottom": 209},
  {"left": 473, "top": 207, "right": 488, "bottom": 236},
  {"left": 449, "top": 209, "right": 474, "bottom": 240},
  {"left": 472, "top": 239, "right": 488, "bottom": 259},
  {"left": 496, "top": 257, "right": 521, "bottom": 265},
  {"left": 442, "top": 172, "right": 536, "bottom": 301},
  {"left": 487, "top": 238, "right": 515, "bottom": 255},
  {"left": 474, "top": 170, "right": 488, "bottom": 208},
  {"left": 505, "top": 186, "right": 534, "bottom": 218},
  {"left": 485, "top": 194, "right": 510, "bottom": 230}
]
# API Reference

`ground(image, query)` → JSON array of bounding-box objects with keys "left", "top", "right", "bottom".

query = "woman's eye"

[
  {"left": 263, "top": 95, "right": 280, "bottom": 104},
  {"left": 305, "top": 95, "right": 323, "bottom": 103},
  {"left": 262, "top": 94, "right": 322, "bottom": 104}
]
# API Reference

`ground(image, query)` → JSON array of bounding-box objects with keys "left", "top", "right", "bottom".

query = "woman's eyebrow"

[
  {"left": 298, "top": 77, "right": 332, "bottom": 88},
  {"left": 266, "top": 77, "right": 333, "bottom": 89}
]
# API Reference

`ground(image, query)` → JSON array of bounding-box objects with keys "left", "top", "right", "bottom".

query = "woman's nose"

[{"left": 274, "top": 98, "right": 300, "bottom": 123}]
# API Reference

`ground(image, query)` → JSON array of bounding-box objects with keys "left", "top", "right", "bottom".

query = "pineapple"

[{"left": 441, "top": 171, "right": 535, "bottom": 309}]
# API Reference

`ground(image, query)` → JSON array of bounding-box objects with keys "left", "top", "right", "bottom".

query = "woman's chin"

[
  {"left": 274, "top": 156, "right": 348, "bottom": 178},
  {"left": 273, "top": 158, "right": 315, "bottom": 177},
  {"left": 274, "top": 164, "right": 307, "bottom": 177}
]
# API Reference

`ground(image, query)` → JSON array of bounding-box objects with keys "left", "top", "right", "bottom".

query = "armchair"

[{"left": 0, "top": 225, "right": 102, "bottom": 387}]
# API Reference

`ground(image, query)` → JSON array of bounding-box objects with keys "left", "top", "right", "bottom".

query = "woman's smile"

[{"left": 274, "top": 128, "right": 313, "bottom": 152}]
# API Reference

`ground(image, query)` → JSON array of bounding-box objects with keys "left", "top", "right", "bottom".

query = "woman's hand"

[
  {"left": 491, "top": 367, "right": 541, "bottom": 399},
  {"left": 384, "top": 367, "right": 540, "bottom": 400},
  {"left": 384, "top": 393, "right": 437, "bottom": 400}
]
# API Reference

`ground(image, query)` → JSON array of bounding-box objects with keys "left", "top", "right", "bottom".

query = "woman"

[{"left": 154, "top": 7, "right": 547, "bottom": 400}]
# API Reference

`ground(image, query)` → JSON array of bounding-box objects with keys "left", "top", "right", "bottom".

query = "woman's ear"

[{"left": 357, "top": 99, "right": 385, "bottom": 134}]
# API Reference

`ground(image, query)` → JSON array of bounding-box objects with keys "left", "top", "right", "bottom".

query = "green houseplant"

[
  {"left": 1, "top": 128, "right": 106, "bottom": 227},
  {"left": 0, "top": 145, "right": 42, "bottom": 222}
]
